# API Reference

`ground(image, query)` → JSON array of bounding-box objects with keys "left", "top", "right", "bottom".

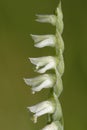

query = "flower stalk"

[{"left": 24, "top": 1, "right": 64, "bottom": 130}]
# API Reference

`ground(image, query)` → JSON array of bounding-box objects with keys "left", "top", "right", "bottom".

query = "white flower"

[
  {"left": 41, "top": 122, "right": 58, "bottom": 130},
  {"left": 41, "top": 121, "right": 63, "bottom": 130},
  {"left": 36, "top": 14, "right": 56, "bottom": 26},
  {"left": 31, "top": 34, "right": 56, "bottom": 48},
  {"left": 27, "top": 100, "right": 55, "bottom": 123},
  {"left": 35, "top": 2, "right": 64, "bottom": 34},
  {"left": 29, "top": 56, "right": 58, "bottom": 73},
  {"left": 24, "top": 74, "right": 56, "bottom": 94}
]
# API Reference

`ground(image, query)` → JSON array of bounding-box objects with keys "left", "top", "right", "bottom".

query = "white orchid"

[
  {"left": 41, "top": 121, "right": 63, "bottom": 130},
  {"left": 36, "top": 14, "right": 56, "bottom": 26},
  {"left": 29, "top": 56, "right": 58, "bottom": 73},
  {"left": 31, "top": 34, "right": 56, "bottom": 48},
  {"left": 35, "top": 2, "right": 64, "bottom": 34},
  {"left": 27, "top": 100, "right": 55, "bottom": 123},
  {"left": 41, "top": 122, "right": 58, "bottom": 130},
  {"left": 24, "top": 74, "right": 56, "bottom": 94}
]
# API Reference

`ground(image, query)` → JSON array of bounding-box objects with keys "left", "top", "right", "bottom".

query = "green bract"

[{"left": 24, "top": 1, "right": 64, "bottom": 130}]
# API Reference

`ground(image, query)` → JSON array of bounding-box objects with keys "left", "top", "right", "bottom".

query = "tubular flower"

[
  {"left": 36, "top": 14, "right": 57, "bottom": 26},
  {"left": 27, "top": 100, "right": 55, "bottom": 123},
  {"left": 41, "top": 121, "right": 63, "bottom": 130},
  {"left": 31, "top": 34, "right": 56, "bottom": 48},
  {"left": 29, "top": 56, "right": 58, "bottom": 73},
  {"left": 24, "top": 1, "right": 64, "bottom": 130},
  {"left": 24, "top": 74, "right": 56, "bottom": 94}
]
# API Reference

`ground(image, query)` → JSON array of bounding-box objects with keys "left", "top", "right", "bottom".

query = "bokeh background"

[{"left": 0, "top": 0, "right": 87, "bottom": 130}]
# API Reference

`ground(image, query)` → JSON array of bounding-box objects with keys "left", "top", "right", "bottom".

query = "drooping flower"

[
  {"left": 29, "top": 56, "right": 58, "bottom": 73},
  {"left": 41, "top": 121, "right": 63, "bottom": 130},
  {"left": 24, "top": 74, "right": 56, "bottom": 94},
  {"left": 27, "top": 100, "right": 55, "bottom": 123},
  {"left": 31, "top": 34, "right": 56, "bottom": 48}
]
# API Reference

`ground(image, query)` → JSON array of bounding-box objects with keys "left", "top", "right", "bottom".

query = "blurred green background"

[{"left": 0, "top": 0, "right": 87, "bottom": 130}]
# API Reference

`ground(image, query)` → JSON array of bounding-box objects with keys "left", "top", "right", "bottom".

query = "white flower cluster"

[{"left": 24, "top": 1, "right": 64, "bottom": 130}]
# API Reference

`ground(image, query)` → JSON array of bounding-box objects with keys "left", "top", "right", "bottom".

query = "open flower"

[
  {"left": 31, "top": 34, "right": 56, "bottom": 48},
  {"left": 41, "top": 122, "right": 58, "bottom": 130},
  {"left": 29, "top": 56, "right": 58, "bottom": 73},
  {"left": 41, "top": 121, "right": 63, "bottom": 130},
  {"left": 36, "top": 14, "right": 56, "bottom": 26},
  {"left": 27, "top": 100, "right": 55, "bottom": 123},
  {"left": 24, "top": 74, "right": 56, "bottom": 94},
  {"left": 35, "top": 2, "right": 63, "bottom": 34}
]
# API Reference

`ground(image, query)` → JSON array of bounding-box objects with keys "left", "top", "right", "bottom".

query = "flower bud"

[{"left": 56, "top": 1, "right": 64, "bottom": 34}]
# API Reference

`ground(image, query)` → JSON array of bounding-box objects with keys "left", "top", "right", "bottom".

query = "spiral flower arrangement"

[{"left": 24, "top": 1, "right": 64, "bottom": 130}]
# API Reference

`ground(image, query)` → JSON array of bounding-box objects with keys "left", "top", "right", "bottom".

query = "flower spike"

[{"left": 24, "top": 1, "right": 65, "bottom": 130}]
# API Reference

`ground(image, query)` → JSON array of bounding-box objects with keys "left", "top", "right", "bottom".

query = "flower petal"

[
  {"left": 37, "top": 61, "right": 56, "bottom": 73},
  {"left": 32, "top": 79, "right": 52, "bottom": 92},
  {"left": 24, "top": 74, "right": 47, "bottom": 87}
]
